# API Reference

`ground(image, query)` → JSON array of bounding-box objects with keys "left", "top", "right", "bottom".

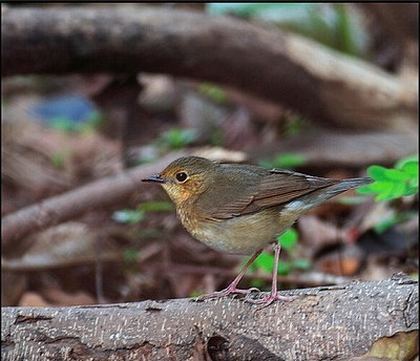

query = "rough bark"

[
  {"left": 1, "top": 5, "right": 417, "bottom": 132},
  {"left": 1, "top": 276, "right": 418, "bottom": 361}
]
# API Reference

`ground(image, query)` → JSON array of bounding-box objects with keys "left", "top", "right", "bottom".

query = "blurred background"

[{"left": 1, "top": 3, "right": 418, "bottom": 307}]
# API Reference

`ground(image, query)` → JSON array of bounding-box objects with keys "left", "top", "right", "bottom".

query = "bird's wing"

[{"left": 203, "top": 169, "right": 338, "bottom": 220}]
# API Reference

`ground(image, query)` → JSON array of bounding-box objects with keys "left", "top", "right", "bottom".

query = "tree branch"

[
  {"left": 1, "top": 147, "right": 248, "bottom": 247},
  {"left": 1, "top": 277, "right": 418, "bottom": 360},
  {"left": 1, "top": 152, "right": 185, "bottom": 248},
  {"left": 2, "top": 5, "right": 417, "bottom": 131}
]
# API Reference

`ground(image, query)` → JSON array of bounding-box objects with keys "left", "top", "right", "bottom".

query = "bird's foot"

[
  {"left": 246, "top": 292, "right": 297, "bottom": 308},
  {"left": 195, "top": 285, "right": 260, "bottom": 301}
]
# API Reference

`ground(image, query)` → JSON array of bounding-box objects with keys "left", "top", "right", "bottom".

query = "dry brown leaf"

[
  {"left": 19, "top": 292, "right": 50, "bottom": 307},
  {"left": 42, "top": 288, "right": 96, "bottom": 306},
  {"left": 2, "top": 222, "right": 120, "bottom": 271},
  {"left": 364, "top": 331, "right": 418, "bottom": 361},
  {"left": 315, "top": 244, "right": 364, "bottom": 276},
  {"left": 298, "top": 215, "right": 344, "bottom": 253},
  {"left": 1, "top": 272, "right": 27, "bottom": 306}
]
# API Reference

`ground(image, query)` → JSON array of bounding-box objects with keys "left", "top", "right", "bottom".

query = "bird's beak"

[{"left": 142, "top": 174, "right": 165, "bottom": 184}]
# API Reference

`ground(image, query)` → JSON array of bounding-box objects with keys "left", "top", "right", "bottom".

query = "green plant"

[
  {"left": 112, "top": 201, "right": 173, "bottom": 225},
  {"left": 259, "top": 153, "right": 307, "bottom": 169},
  {"left": 138, "top": 201, "right": 174, "bottom": 212},
  {"left": 283, "top": 115, "right": 306, "bottom": 137},
  {"left": 250, "top": 228, "right": 311, "bottom": 277},
  {"left": 51, "top": 150, "right": 70, "bottom": 169},
  {"left": 207, "top": 3, "right": 368, "bottom": 58},
  {"left": 112, "top": 209, "right": 145, "bottom": 224},
  {"left": 372, "top": 210, "right": 416, "bottom": 234},
  {"left": 277, "top": 227, "right": 298, "bottom": 251},
  {"left": 157, "top": 128, "right": 198, "bottom": 150},
  {"left": 198, "top": 83, "right": 227, "bottom": 104},
  {"left": 122, "top": 248, "right": 140, "bottom": 264},
  {"left": 49, "top": 111, "right": 103, "bottom": 133},
  {"left": 357, "top": 155, "right": 418, "bottom": 201}
]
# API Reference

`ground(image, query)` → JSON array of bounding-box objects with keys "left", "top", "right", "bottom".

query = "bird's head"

[{"left": 142, "top": 156, "right": 217, "bottom": 205}]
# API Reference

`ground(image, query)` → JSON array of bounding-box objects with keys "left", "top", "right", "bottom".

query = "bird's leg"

[
  {"left": 197, "top": 249, "right": 263, "bottom": 300},
  {"left": 247, "top": 242, "right": 296, "bottom": 307}
]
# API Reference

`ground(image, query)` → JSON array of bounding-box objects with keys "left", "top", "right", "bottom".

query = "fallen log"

[
  {"left": 1, "top": 276, "right": 418, "bottom": 360},
  {"left": 2, "top": 5, "right": 417, "bottom": 132}
]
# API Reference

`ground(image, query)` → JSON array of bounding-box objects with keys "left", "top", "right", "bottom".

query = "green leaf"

[
  {"left": 373, "top": 211, "right": 416, "bottom": 234},
  {"left": 284, "top": 116, "right": 305, "bottom": 137},
  {"left": 159, "top": 128, "right": 198, "bottom": 150},
  {"left": 390, "top": 182, "right": 409, "bottom": 199},
  {"left": 260, "top": 153, "right": 306, "bottom": 170},
  {"left": 51, "top": 151, "right": 67, "bottom": 169},
  {"left": 198, "top": 83, "right": 227, "bottom": 104},
  {"left": 358, "top": 156, "right": 418, "bottom": 201},
  {"left": 250, "top": 279, "right": 265, "bottom": 289},
  {"left": 400, "top": 161, "right": 418, "bottom": 178},
  {"left": 383, "top": 168, "right": 411, "bottom": 181},
  {"left": 254, "top": 252, "right": 274, "bottom": 273},
  {"left": 277, "top": 261, "right": 291, "bottom": 275},
  {"left": 375, "top": 185, "right": 400, "bottom": 201},
  {"left": 395, "top": 155, "right": 418, "bottom": 170},
  {"left": 367, "top": 165, "right": 388, "bottom": 181},
  {"left": 356, "top": 184, "right": 376, "bottom": 194},
  {"left": 277, "top": 228, "right": 298, "bottom": 251},
  {"left": 123, "top": 248, "right": 139, "bottom": 263},
  {"left": 373, "top": 212, "right": 398, "bottom": 234},
  {"left": 112, "top": 209, "right": 145, "bottom": 224},
  {"left": 371, "top": 181, "right": 395, "bottom": 192},
  {"left": 404, "top": 185, "right": 419, "bottom": 196},
  {"left": 292, "top": 258, "right": 312, "bottom": 270},
  {"left": 49, "top": 116, "right": 75, "bottom": 132},
  {"left": 275, "top": 153, "right": 307, "bottom": 168},
  {"left": 138, "top": 201, "right": 174, "bottom": 213}
]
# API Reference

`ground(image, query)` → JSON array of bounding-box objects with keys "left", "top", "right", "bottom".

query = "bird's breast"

[{"left": 177, "top": 206, "right": 295, "bottom": 255}]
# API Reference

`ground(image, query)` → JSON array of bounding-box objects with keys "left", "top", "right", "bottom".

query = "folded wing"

[{"left": 203, "top": 169, "right": 338, "bottom": 220}]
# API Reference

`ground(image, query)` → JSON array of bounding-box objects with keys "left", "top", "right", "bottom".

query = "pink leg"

[
  {"left": 198, "top": 249, "right": 263, "bottom": 300},
  {"left": 247, "top": 243, "right": 296, "bottom": 307}
]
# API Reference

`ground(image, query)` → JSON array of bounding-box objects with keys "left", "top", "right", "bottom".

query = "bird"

[{"left": 142, "top": 156, "right": 371, "bottom": 306}]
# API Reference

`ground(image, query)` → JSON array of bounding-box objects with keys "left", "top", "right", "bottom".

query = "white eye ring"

[{"left": 175, "top": 172, "right": 188, "bottom": 183}]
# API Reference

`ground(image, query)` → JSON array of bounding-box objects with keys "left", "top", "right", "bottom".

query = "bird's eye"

[{"left": 175, "top": 172, "right": 188, "bottom": 183}]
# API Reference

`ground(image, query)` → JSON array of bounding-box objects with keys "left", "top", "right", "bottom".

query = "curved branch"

[
  {"left": 1, "top": 147, "right": 247, "bottom": 247},
  {"left": 1, "top": 152, "right": 185, "bottom": 248},
  {"left": 1, "top": 5, "right": 417, "bottom": 131},
  {"left": 1, "top": 277, "right": 418, "bottom": 360}
]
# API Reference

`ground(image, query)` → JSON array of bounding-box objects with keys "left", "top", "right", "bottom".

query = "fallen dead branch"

[
  {"left": 1, "top": 152, "right": 185, "bottom": 248},
  {"left": 1, "top": 148, "right": 245, "bottom": 247},
  {"left": 1, "top": 276, "right": 418, "bottom": 360},
  {"left": 2, "top": 5, "right": 417, "bottom": 132}
]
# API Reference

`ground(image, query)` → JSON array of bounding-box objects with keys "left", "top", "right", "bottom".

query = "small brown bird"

[{"left": 143, "top": 156, "right": 371, "bottom": 305}]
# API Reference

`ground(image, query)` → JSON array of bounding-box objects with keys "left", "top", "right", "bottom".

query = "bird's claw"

[
  {"left": 195, "top": 286, "right": 261, "bottom": 301},
  {"left": 246, "top": 293, "right": 297, "bottom": 309}
]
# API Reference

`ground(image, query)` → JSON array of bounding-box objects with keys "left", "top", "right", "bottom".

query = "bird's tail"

[
  {"left": 324, "top": 177, "right": 373, "bottom": 197},
  {"left": 284, "top": 177, "right": 372, "bottom": 213}
]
